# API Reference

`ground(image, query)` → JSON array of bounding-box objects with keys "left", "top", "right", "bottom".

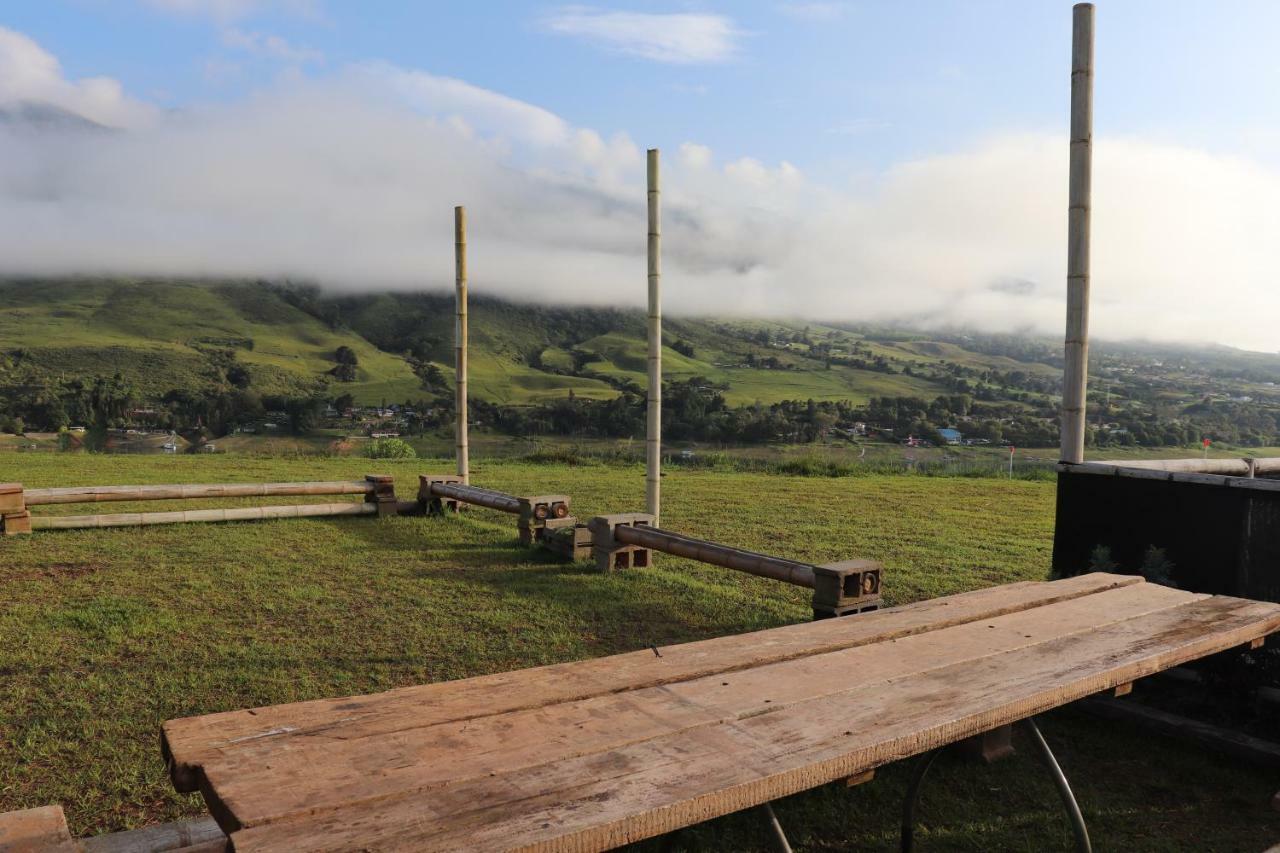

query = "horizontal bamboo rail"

[
  {"left": 613, "top": 523, "right": 817, "bottom": 588},
  {"left": 1095, "top": 457, "right": 1280, "bottom": 475},
  {"left": 29, "top": 502, "right": 377, "bottom": 530},
  {"left": 25, "top": 481, "right": 373, "bottom": 506}
]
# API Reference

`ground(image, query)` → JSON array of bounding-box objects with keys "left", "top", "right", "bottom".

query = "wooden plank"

[
  {"left": 229, "top": 595, "right": 1280, "bottom": 852},
  {"left": 193, "top": 583, "right": 1200, "bottom": 833},
  {"left": 30, "top": 503, "right": 375, "bottom": 530},
  {"left": 24, "top": 482, "right": 371, "bottom": 506},
  {"left": 0, "top": 805, "right": 75, "bottom": 852},
  {"left": 163, "top": 573, "right": 1142, "bottom": 791},
  {"left": 0, "top": 485, "right": 22, "bottom": 515},
  {"left": 2, "top": 511, "right": 32, "bottom": 536}
]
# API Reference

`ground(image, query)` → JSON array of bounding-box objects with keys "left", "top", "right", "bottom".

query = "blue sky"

[
  {"left": 10, "top": 1, "right": 1280, "bottom": 176},
  {"left": 2, "top": 1, "right": 1280, "bottom": 349}
]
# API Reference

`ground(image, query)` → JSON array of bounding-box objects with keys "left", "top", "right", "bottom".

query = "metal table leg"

[
  {"left": 1020, "top": 717, "right": 1092, "bottom": 853},
  {"left": 900, "top": 747, "right": 944, "bottom": 853},
  {"left": 759, "top": 801, "right": 794, "bottom": 853},
  {"left": 899, "top": 717, "right": 1091, "bottom": 853}
]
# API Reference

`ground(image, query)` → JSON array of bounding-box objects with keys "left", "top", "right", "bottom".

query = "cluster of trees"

[{"left": 330, "top": 346, "right": 359, "bottom": 382}]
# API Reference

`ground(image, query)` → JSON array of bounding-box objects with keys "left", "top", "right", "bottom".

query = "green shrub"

[{"left": 366, "top": 437, "right": 417, "bottom": 459}]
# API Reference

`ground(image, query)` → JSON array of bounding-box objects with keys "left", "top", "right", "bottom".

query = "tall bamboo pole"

[
  {"left": 1062, "top": 3, "right": 1094, "bottom": 464},
  {"left": 646, "top": 149, "right": 662, "bottom": 524},
  {"left": 455, "top": 205, "right": 469, "bottom": 484}
]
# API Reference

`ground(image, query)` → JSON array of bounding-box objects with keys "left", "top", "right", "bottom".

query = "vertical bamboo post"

[
  {"left": 1061, "top": 2, "right": 1094, "bottom": 464},
  {"left": 455, "top": 205, "right": 469, "bottom": 485},
  {"left": 646, "top": 150, "right": 662, "bottom": 524}
]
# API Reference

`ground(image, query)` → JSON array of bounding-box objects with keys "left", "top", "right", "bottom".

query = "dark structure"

[{"left": 1052, "top": 462, "right": 1280, "bottom": 604}]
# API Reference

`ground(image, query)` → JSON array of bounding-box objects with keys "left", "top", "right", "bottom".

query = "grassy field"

[{"left": 1, "top": 454, "right": 1277, "bottom": 850}]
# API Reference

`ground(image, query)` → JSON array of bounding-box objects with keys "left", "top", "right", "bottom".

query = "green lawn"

[{"left": 0, "top": 453, "right": 1276, "bottom": 850}]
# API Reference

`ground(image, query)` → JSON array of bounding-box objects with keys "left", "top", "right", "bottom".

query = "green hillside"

[
  {"left": 0, "top": 280, "right": 423, "bottom": 404},
  {"left": 0, "top": 279, "right": 1079, "bottom": 413}
]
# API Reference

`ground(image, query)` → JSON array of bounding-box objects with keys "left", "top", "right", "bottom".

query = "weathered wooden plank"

[
  {"left": 0, "top": 484, "right": 23, "bottom": 515},
  {"left": 163, "top": 573, "right": 1141, "bottom": 791},
  {"left": 30, "top": 503, "right": 376, "bottom": 530},
  {"left": 0, "top": 805, "right": 75, "bottom": 852},
  {"left": 229, "top": 595, "right": 1280, "bottom": 852},
  {"left": 195, "top": 583, "right": 1199, "bottom": 832},
  {"left": 24, "top": 482, "right": 372, "bottom": 506}
]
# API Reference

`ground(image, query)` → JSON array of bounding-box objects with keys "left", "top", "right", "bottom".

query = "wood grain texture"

[
  {"left": 160, "top": 574, "right": 1280, "bottom": 852},
  {"left": 162, "top": 572, "right": 1138, "bottom": 791},
  {"left": 0, "top": 805, "right": 75, "bottom": 852}
]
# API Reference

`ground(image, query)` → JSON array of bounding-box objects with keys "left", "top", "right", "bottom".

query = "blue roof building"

[{"left": 938, "top": 428, "right": 963, "bottom": 445}]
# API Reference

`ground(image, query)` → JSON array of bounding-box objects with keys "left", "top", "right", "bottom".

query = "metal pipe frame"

[{"left": 900, "top": 717, "right": 1091, "bottom": 853}]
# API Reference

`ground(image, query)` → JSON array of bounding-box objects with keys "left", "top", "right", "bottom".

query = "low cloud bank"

[{"left": 1, "top": 26, "right": 1277, "bottom": 351}]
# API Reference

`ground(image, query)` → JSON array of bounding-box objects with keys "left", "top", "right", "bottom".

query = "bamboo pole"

[
  {"left": 646, "top": 149, "right": 662, "bottom": 523},
  {"left": 427, "top": 482, "right": 523, "bottom": 515},
  {"left": 613, "top": 523, "right": 816, "bottom": 588},
  {"left": 455, "top": 205, "right": 469, "bottom": 485},
  {"left": 1094, "top": 457, "right": 1280, "bottom": 475},
  {"left": 29, "top": 502, "right": 376, "bottom": 530},
  {"left": 1061, "top": 2, "right": 1094, "bottom": 464},
  {"left": 24, "top": 481, "right": 371, "bottom": 506},
  {"left": 79, "top": 816, "right": 226, "bottom": 853}
]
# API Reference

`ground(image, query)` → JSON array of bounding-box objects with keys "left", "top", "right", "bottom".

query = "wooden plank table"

[{"left": 161, "top": 573, "right": 1280, "bottom": 852}]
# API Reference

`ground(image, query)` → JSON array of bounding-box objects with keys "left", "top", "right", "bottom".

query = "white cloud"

[
  {"left": 222, "top": 27, "right": 323, "bottom": 63},
  {"left": 0, "top": 26, "right": 156, "bottom": 128},
  {"left": 543, "top": 8, "right": 742, "bottom": 64},
  {"left": 2, "top": 28, "right": 1280, "bottom": 352}
]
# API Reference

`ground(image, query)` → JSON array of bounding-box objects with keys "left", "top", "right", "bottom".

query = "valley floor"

[{"left": 0, "top": 454, "right": 1276, "bottom": 850}]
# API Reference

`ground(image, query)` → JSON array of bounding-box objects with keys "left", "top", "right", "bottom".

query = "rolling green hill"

[
  {"left": 0, "top": 280, "right": 423, "bottom": 404},
  {"left": 0, "top": 278, "right": 1080, "bottom": 411}
]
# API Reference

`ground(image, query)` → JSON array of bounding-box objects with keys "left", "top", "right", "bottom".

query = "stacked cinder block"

[
  {"left": 586, "top": 513, "right": 655, "bottom": 572},
  {"left": 810, "top": 558, "right": 882, "bottom": 619},
  {"left": 541, "top": 519, "right": 593, "bottom": 562},
  {"left": 417, "top": 474, "right": 465, "bottom": 514},
  {"left": 516, "top": 495, "right": 571, "bottom": 546},
  {"left": 364, "top": 474, "right": 399, "bottom": 517}
]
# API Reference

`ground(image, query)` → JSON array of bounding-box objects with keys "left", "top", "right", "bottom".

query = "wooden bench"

[{"left": 160, "top": 573, "right": 1280, "bottom": 851}]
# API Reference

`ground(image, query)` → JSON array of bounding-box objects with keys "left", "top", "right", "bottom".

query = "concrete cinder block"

[
  {"left": 418, "top": 474, "right": 465, "bottom": 514},
  {"left": 812, "top": 558, "right": 883, "bottom": 619},
  {"left": 587, "top": 513, "right": 655, "bottom": 572}
]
